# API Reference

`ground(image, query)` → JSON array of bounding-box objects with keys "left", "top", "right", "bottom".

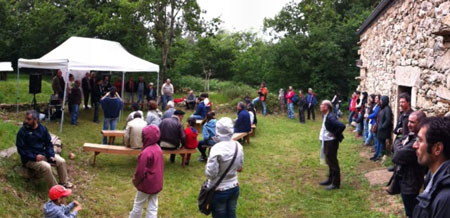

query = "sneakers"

[
  {"left": 197, "top": 156, "right": 207, "bottom": 162},
  {"left": 60, "top": 182, "right": 74, "bottom": 189}
]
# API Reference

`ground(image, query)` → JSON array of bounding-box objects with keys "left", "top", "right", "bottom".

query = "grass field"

[{"left": 0, "top": 108, "right": 403, "bottom": 217}]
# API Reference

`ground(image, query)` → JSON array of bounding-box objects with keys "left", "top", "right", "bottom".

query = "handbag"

[
  {"left": 371, "top": 112, "right": 380, "bottom": 133},
  {"left": 198, "top": 143, "right": 238, "bottom": 215},
  {"left": 386, "top": 168, "right": 401, "bottom": 195}
]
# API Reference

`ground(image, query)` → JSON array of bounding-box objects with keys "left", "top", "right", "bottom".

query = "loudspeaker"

[{"left": 29, "top": 73, "right": 42, "bottom": 94}]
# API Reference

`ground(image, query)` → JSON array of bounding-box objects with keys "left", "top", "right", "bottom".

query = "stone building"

[{"left": 357, "top": 0, "right": 450, "bottom": 121}]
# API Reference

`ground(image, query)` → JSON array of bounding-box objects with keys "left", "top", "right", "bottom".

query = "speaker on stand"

[{"left": 29, "top": 73, "right": 42, "bottom": 111}]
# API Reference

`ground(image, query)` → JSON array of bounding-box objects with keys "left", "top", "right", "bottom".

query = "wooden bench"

[
  {"left": 101, "top": 130, "right": 125, "bottom": 145},
  {"left": 250, "top": 124, "right": 256, "bottom": 137},
  {"left": 232, "top": 132, "right": 250, "bottom": 144},
  {"left": 83, "top": 143, "right": 197, "bottom": 167}
]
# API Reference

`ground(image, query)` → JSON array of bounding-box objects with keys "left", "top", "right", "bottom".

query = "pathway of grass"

[{"left": 0, "top": 109, "right": 402, "bottom": 217}]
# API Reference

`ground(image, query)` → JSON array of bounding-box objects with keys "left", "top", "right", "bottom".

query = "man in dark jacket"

[
  {"left": 100, "top": 87, "right": 123, "bottom": 144},
  {"left": 392, "top": 111, "right": 426, "bottom": 217},
  {"left": 318, "top": 100, "right": 345, "bottom": 190},
  {"left": 412, "top": 117, "right": 450, "bottom": 218},
  {"left": 389, "top": 93, "right": 414, "bottom": 171},
  {"left": 125, "top": 77, "right": 136, "bottom": 103},
  {"left": 81, "top": 72, "right": 91, "bottom": 109},
  {"left": 234, "top": 102, "right": 251, "bottom": 133},
  {"left": 371, "top": 95, "right": 393, "bottom": 161},
  {"left": 159, "top": 110, "right": 186, "bottom": 163},
  {"left": 190, "top": 93, "right": 206, "bottom": 120},
  {"left": 146, "top": 82, "right": 157, "bottom": 103},
  {"left": 91, "top": 78, "right": 103, "bottom": 123},
  {"left": 16, "top": 111, "right": 72, "bottom": 189},
  {"left": 68, "top": 81, "right": 82, "bottom": 125},
  {"left": 298, "top": 91, "right": 306, "bottom": 123}
]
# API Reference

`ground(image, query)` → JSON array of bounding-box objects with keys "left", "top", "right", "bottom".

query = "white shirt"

[
  {"left": 319, "top": 113, "right": 335, "bottom": 141},
  {"left": 249, "top": 111, "right": 254, "bottom": 125}
]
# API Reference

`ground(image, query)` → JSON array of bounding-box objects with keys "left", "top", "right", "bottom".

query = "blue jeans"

[
  {"left": 334, "top": 105, "right": 339, "bottom": 117},
  {"left": 70, "top": 104, "right": 79, "bottom": 125},
  {"left": 355, "top": 114, "right": 362, "bottom": 132},
  {"left": 137, "top": 91, "right": 144, "bottom": 104},
  {"left": 374, "top": 137, "right": 385, "bottom": 159},
  {"left": 212, "top": 186, "right": 239, "bottom": 218},
  {"left": 287, "top": 103, "right": 294, "bottom": 119},
  {"left": 348, "top": 111, "right": 354, "bottom": 125},
  {"left": 365, "top": 129, "right": 374, "bottom": 145},
  {"left": 190, "top": 115, "right": 204, "bottom": 120},
  {"left": 251, "top": 97, "right": 267, "bottom": 115},
  {"left": 103, "top": 117, "right": 118, "bottom": 144},
  {"left": 363, "top": 119, "right": 369, "bottom": 141},
  {"left": 161, "top": 95, "right": 172, "bottom": 111}
]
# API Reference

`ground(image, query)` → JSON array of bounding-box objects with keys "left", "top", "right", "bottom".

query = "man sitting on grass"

[
  {"left": 16, "top": 110, "right": 73, "bottom": 189},
  {"left": 43, "top": 185, "right": 82, "bottom": 218}
]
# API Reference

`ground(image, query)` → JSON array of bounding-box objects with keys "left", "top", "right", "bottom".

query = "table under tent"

[{"left": 17, "top": 36, "right": 160, "bottom": 133}]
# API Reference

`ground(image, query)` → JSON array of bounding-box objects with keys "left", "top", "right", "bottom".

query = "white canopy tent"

[
  {"left": 17, "top": 36, "right": 160, "bottom": 133},
  {"left": 0, "top": 62, "right": 13, "bottom": 71}
]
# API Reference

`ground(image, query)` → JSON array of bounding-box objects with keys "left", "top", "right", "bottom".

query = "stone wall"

[{"left": 358, "top": 0, "right": 450, "bottom": 117}]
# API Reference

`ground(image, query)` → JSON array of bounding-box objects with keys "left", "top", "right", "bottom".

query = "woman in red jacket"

[
  {"left": 184, "top": 117, "right": 199, "bottom": 165},
  {"left": 285, "top": 86, "right": 295, "bottom": 119},
  {"left": 129, "top": 125, "right": 164, "bottom": 218}
]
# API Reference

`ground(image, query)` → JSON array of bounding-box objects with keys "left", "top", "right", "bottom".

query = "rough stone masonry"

[{"left": 358, "top": 0, "right": 450, "bottom": 120}]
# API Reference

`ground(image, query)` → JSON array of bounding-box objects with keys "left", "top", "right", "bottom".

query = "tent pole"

[
  {"left": 59, "top": 68, "right": 68, "bottom": 133},
  {"left": 16, "top": 66, "right": 20, "bottom": 116},
  {"left": 157, "top": 71, "right": 160, "bottom": 100},
  {"left": 120, "top": 71, "right": 125, "bottom": 122}
]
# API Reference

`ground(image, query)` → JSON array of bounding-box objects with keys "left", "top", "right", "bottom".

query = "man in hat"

[
  {"left": 318, "top": 100, "right": 345, "bottom": 190},
  {"left": 159, "top": 110, "right": 186, "bottom": 163},
  {"left": 43, "top": 185, "right": 82, "bottom": 217},
  {"left": 146, "top": 82, "right": 157, "bottom": 103}
]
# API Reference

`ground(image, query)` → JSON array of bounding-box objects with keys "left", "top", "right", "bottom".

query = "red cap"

[{"left": 49, "top": 185, "right": 72, "bottom": 200}]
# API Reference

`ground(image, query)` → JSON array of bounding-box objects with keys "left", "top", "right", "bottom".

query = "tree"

[{"left": 140, "top": 0, "right": 202, "bottom": 84}]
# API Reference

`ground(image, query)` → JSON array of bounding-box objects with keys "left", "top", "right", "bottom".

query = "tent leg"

[
  {"left": 157, "top": 71, "right": 160, "bottom": 101},
  {"left": 16, "top": 67, "right": 20, "bottom": 116},
  {"left": 59, "top": 68, "right": 68, "bottom": 133},
  {"left": 119, "top": 71, "right": 125, "bottom": 122}
]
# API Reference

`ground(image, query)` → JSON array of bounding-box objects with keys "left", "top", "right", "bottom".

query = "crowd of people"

[
  {"left": 346, "top": 90, "right": 450, "bottom": 218},
  {"left": 16, "top": 72, "right": 450, "bottom": 218}
]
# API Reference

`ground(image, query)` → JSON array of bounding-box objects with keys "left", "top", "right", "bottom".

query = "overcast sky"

[{"left": 197, "top": 0, "right": 294, "bottom": 38}]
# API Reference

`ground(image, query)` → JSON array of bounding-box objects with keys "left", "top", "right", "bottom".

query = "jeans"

[
  {"left": 198, "top": 139, "right": 215, "bottom": 158},
  {"left": 93, "top": 102, "right": 100, "bottom": 122},
  {"left": 161, "top": 95, "right": 172, "bottom": 111},
  {"left": 355, "top": 113, "right": 362, "bottom": 132},
  {"left": 190, "top": 115, "right": 204, "bottom": 120},
  {"left": 103, "top": 117, "right": 118, "bottom": 144},
  {"left": 287, "top": 103, "right": 294, "bottom": 119},
  {"left": 129, "top": 191, "right": 158, "bottom": 218},
  {"left": 365, "top": 126, "right": 375, "bottom": 145},
  {"left": 374, "top": 137, "right": 385, "bottom": 159},
  {"left": 70, "top": 104, "right": 79, "bottom": 125},
  {"left": 363, "top": 119, "right": 369, "bottom": 141},
  {"left": 401, "top": 193, "right": 418, "bottom": 217},
  {"left": 348, "top": 111, "right": 354, "bottom": 125},
  {"left": 334, "top": 105, "right": 340, "bottom": 117},
  {"left": 137, "top": 91, "right": 144, "bottom": 104},
  {"left": 251, "top": 97, "right": 267, "bottom": 115},
  {"left": 126, "top": 92, "right": 135, "bottom": 103},
  {"left": 212, "top": 186, "right": 239, "bottom": 218}
]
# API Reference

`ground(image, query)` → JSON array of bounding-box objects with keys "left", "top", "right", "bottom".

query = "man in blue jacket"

[
  {"left": 16, "top": 111, "right": 72, "bottom": 189},
  {"left": 318, "top": 100, "right": 345, "bottom": 190},
  {"left": 100, "top": 87, "right": 123, "bottom": 144},
  {"left": 412, "top": 117, "right": 450, "bottom": 218},
  {"left": 234, "top": 102, "right": 251, "bottom": 133},
  {"left": 190, "top": 93, "right": 207, "bottom": 120},
  {"left": 307, "top": 88, "right": 316, "bottom": 121}
]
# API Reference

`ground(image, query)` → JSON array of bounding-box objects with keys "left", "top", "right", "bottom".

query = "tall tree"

[{"left": 140, "top": 0, "right": 202, "bottom": 84}]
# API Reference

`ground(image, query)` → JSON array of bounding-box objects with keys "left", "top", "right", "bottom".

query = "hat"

[
  {"left": 215, "top": 117, "right": 234, "bottom": 137},
  {"left": 174, "top": 110, "right": 185, "bottom": 116},
  {"left": 49, "top": 185, "right": 72, "bottom": 200},
  {"left": 149, "top": 82, "right": 154, "bottom": 86}
]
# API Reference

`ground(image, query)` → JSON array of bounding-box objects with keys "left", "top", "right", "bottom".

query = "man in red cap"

[{"left": 43, "top": 185, "right": 82, "bottom": 217}]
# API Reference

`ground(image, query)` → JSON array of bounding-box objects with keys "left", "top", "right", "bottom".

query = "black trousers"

[
  {"left": 307, "top": 106, "right": 315, "bottom": 120},
  {"left": 83, "top": 89, "right": 90, "bottom": 108},
  {"left": 324, "top": 140, "right": 340, "bottom": 187},
  {"left": 298, "top": 108, "right": 305, "bottom": 123}
]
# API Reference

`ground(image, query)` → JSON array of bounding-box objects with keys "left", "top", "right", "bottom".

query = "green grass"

[
  {"left": 0, "top": 120, "right": 20, "bottom": 150},
  {"left": 0, "top": 108, "right": 401, "bottom": 217},
  {"left": 0, "top": 73, "right": 53, "bottom": 104}
]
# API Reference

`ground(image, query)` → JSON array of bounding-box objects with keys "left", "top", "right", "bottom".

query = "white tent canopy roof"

[
  {"left": 0, "top": 62, "right": 13, "bottom": 71},
  {"left": 18, "top": 36, "right": 159, "bottom": 72}
]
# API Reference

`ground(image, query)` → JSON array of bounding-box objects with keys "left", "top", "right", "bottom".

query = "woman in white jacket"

[{"left": 205, "top": 117, "right": 244, "bottom": 218}]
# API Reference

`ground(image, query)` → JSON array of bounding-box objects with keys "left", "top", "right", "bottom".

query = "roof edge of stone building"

[{"left": 357, "top": 0, "right": 396, "bottom": 35}]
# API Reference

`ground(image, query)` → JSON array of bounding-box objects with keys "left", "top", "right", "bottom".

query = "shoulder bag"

[{"left": 198, "top": 143, "right": 238, "bottom": 215}]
